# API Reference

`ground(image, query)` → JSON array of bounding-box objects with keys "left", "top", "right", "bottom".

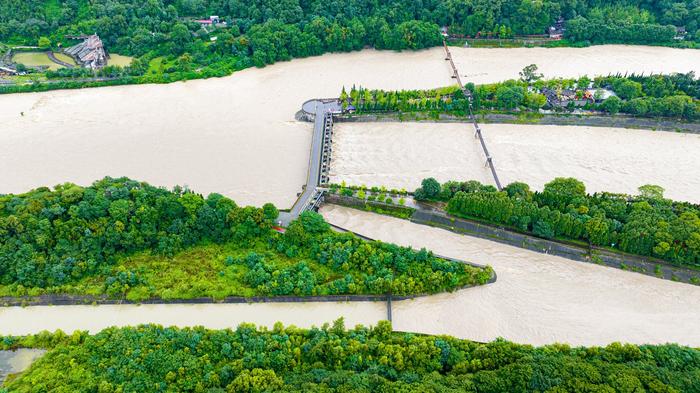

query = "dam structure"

[{"left": 278, "top": 99, "right": 342, "bottom": 226}]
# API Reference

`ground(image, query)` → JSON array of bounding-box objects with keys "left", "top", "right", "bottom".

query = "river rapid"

[{"left": 329, "top": 122, "right": 700, "bottom": 203}]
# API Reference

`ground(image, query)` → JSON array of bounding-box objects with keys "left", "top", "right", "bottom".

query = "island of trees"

[
  {"left": 342, "top": 71, "right": 700, "bottom": 121},
  {"left": 0, "top": 177, "right": 492, "bottom": 301},
  {"left": 2, "top": 321, "right": 699, "bottom": 392}
]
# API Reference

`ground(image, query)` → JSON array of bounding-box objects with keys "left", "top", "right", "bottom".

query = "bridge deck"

[
  {"left": 443, "top": 41, "right": 502, "bottom": 190},
  {"left": 279, "top": 100, "right": 341, "bottom": 226}
]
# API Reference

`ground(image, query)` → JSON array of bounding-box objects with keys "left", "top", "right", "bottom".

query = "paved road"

[{"left": 278, "top": 99, "right": 341, "bottom": 226}]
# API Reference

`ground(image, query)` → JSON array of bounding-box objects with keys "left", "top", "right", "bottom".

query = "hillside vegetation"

[{"left": 1, "top": 1, "right": 697, "bottom": 92}]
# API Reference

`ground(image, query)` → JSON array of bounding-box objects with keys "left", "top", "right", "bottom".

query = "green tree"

[
  {"left": 539, "top": 177, "right": 586, "bottom": 211},
  {"left": 519, "top": 64, "right": 543, "bottom": 84},
  {"left": 38, "top": 36, "right": 51, "bottom": 49},
  {"left": 227, "top": 369, "right": 283, "bottom": 393},
  {"left": 495, "top": 85, "right": 525, "bottom": 109},
  {"left": 613, "top": 79, "right": 643, "bottom": 100},
  {"left": 601, "top": 96, "right": 622, "bottom": 114},
  {"left": 638, "top": 184, "right": 665, "bottom": 200},
  {"left": 421, "top": 178, "right": 441, "bottom": 199}
]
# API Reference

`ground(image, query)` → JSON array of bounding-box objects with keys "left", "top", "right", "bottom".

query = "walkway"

[
  {"left": 278, "top": 99, "right": 342, "bottom": 226},
  {"left": 443, "top": 41, "right": 502, "bottom": 190},
  {"left": 46, "top": 51, "right": 74, "bottom": 68}
]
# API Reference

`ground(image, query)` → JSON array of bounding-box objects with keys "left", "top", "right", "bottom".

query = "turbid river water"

[
  {"left": 0, "top": 302, "right": 386, "bottom": 336},
  {"left": 3, "top": 205, "right": 698, "bottom": 346},
  {"left": 2, "top": 45, "right": 700, "bottom": 345},
  {"left": 450, "top": 45, "right": 700, "bottom": 84},
  {"left": 2, "top": 45, "right": 699, "bottom": 207},
  {"left": 0, "top": 349, "right": 45, "bottom": 384},
  {"left": 321, "top": 205, "right": 700, "bottom": 347},
  {"left": 330, "top": 122, "right": 700, "bottom": 203}
]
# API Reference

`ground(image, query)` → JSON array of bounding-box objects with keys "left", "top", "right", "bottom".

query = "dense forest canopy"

[
  {"left": 1, "top": 1, "right": 698, "bottom": 87},
  {"left": 413, "top": 177, "right": 700, "bottom": 268},
  {"left": 0, "top": 177, "right": 491, "bottom": 300},
  {"left": 3, "top": 322, "right": 700, "bottom": 392}
]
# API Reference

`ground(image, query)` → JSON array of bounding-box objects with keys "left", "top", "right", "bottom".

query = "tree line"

[
  {"left": 414, "top": 177, "right": 700, "bottom": 268},
  {"left": 3, "top": 321, "right": 699, "bottom": 392},
  {"left": 1, "top": 1, "right": 698, "bottom": 93},
  {"left": 0, "top": 177, "right": 490, "bottom": 300},
  {"left": 345, "top": 71, "right": 700, "bottom": 121},
  {"left": 565, "top": 4, "right": 695, "bottom": 45}
]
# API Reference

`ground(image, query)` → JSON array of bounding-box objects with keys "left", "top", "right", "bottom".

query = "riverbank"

[
  {"left": 447, "top": 37, "right": 699, "bottom": 50},
  {"left": 0, "top": 348, "right": 45, "bottom": 385},
  {"left": 324, "top": 194, "right": 700, "bottom": 285},
  {"left": 0, "top": 269, "right": 495, "bottom": 307},
  {"left": 338, "top": 111, "right": 700, "bottom": 134},
  {"left": 4, "top": 323, "right": 697, "bottom": 392}
]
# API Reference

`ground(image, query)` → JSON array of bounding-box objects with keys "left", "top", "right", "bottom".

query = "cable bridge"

[{"left": 443, "top": 41, "right": 503, "bottom": 190}]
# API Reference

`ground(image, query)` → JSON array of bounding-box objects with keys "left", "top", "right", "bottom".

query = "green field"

[
  {"left": 108, "top": 53, "right": 133, "bottom": 67},
  {"left": 11, "top": 52, "right": 61, "bottom": 70},
  {"left": 52, "top": 52, "right": 76, "bottom": 65}
]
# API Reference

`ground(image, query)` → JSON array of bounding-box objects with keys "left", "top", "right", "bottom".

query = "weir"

[
  {"left": 279, "top": 99, "right": 342, "bottom": 226},
  {"left": 443, "top": 41, "right": 503, "bottom": 190}
]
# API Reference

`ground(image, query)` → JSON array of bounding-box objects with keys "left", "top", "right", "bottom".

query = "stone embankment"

[{"left": 337, "top": 112, "right": 700, "bottom": 134}]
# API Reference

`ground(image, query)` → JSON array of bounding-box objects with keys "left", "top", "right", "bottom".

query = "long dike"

[
  {"left": 334, "top": 112, "right": 700, "bottom": 134},
  {"left": 324, "top": 194, "right": 700, "bottom": 285}
]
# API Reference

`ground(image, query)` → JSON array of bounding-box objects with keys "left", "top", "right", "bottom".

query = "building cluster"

[
  {"left": 65, "top": 34, "right": 107, "bottom": 69},
  {"left": 0, "top": 65, "right": 17, "bottom": 76},
  {"left": 195, "top": 16, "right": 228, "bottom": 28},
  {"left": 0, "top": 48, "right": 17, "bottom": 76},
  {"left": 540, "top": 86, "right": 616, "bottom": 108},
  {"left": 548, "top": 18, "right": 566, "bottom": 39}
]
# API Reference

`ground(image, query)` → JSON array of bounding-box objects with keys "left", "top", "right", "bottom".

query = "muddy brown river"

[
  {"left": 2, "top": 45, "right": 699, "bottom": 207},
  {"left": 1, "top": 45, "right": 699, "bottom": 346},
  {"left": 321, "top": 205, "right": 700, "bottom": 347},
  {"left": 329, "top": 122, "right": 700, "bottom": 203}
]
